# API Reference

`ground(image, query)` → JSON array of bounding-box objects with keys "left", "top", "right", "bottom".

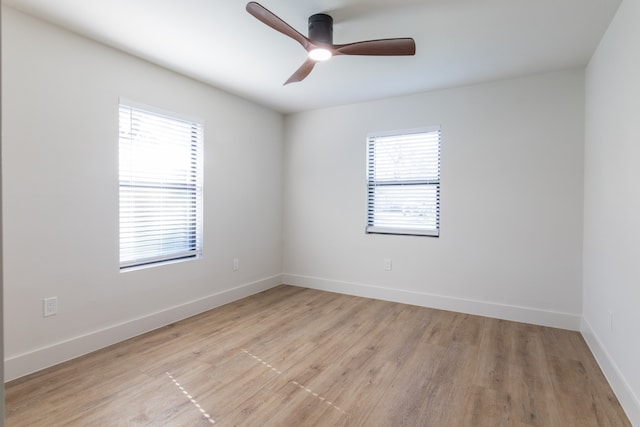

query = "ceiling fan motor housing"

[{"left": 308, "top": 13, "right": 333, "bottom": 44}]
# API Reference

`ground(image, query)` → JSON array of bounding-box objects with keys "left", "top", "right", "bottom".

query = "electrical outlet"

[
  {"left": 44, "top": 297, "right": 58, "bottom": 317},
  {"left": 233, "top": 258, "right": 239, "bottom": 271},
  {"left": 383, "top": 259, "right": 392, "bottom": 271}
]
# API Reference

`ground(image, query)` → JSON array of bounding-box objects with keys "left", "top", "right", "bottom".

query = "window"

[
  {"left": 366, "top": 127, "right": 441, "bottom": 236},
  {"left": 119, "top": 100, "right": 203, "bottom": 269}
]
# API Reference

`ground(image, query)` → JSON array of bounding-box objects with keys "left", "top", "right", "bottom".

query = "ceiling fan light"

[{"left": 309, "top": 48, "right": 332, "bottom": 61}]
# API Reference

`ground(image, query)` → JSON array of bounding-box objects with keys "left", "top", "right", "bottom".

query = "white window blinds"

[
  {"left": 366, "top": 128, "right": 441, "bottom": 236},
  {"left": 119, "top": 101, "right": 203, "bottom": 269}
]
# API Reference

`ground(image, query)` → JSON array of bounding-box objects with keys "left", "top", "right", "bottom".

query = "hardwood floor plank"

[
  {"left": 5, "top": 285, "right": 632, "bottom": 426},
  {"left": 462, "top": 386, "right": 532, "bottom": 427}
]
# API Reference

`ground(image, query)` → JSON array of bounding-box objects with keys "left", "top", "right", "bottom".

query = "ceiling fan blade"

[
  {"left": 335, "top": 38, "right": 416, "bottom": 56},
  {"left": 284, "top": 58, "right": 316, "bottom": 85},
  {"left": 246, "top": 2, "right": 310, "bottom": 50}
]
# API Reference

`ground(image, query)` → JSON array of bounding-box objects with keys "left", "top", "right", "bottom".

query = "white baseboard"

[
  {"left": 282, "top": 274, "right": 581, "bottom": 331},
  {"left": 5, "top": 275, "right": 282, "bottom": 382},
  {"left": 581, "top": 318, "right": 640, "bottom": 426}
]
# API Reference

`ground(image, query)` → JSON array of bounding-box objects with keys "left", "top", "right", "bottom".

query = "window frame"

[
  {"left": 118, "top": 98, "right": 204, "bottom": 270},
  {"left": 366, "top": 126, "right": 441, "bottom": 237}
]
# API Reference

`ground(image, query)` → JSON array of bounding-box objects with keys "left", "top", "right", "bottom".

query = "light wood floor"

[{"left": 5, "top": 285, "right": 631, "bottom": 426}]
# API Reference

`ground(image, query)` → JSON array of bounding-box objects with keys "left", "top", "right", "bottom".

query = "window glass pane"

[
  {"left": 369, "top": 185, "right": 439, "bottom": 231},
  {"left": 373, "top": 133, "right": 440, "bottom": 182}
]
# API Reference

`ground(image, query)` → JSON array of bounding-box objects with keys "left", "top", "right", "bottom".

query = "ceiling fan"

[{"left": 246, "top": 2, "right": 416, "bottom": 85}]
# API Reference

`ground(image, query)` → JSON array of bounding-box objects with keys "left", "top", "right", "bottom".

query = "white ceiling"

[{"left": 3, "top": 0, "right": 621, "bottom": 113}]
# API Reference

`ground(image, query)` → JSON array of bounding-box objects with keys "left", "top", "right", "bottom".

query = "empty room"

[{"left": 1, "top": 0, "right": 639, "bottom": 425}]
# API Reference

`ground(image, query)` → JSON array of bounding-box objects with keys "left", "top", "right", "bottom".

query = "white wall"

[
  {"left": 283, "top": 70, "right": 585, "bottom": 330},
  {"left": 1, "top": 3, "right": 5, "bottom": 422},
  {"left": 2, "top": 6, "right": 284, "bottom": 381},
  {"left": 583, "top": 0, "right": 640, "bottom": 423}
]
